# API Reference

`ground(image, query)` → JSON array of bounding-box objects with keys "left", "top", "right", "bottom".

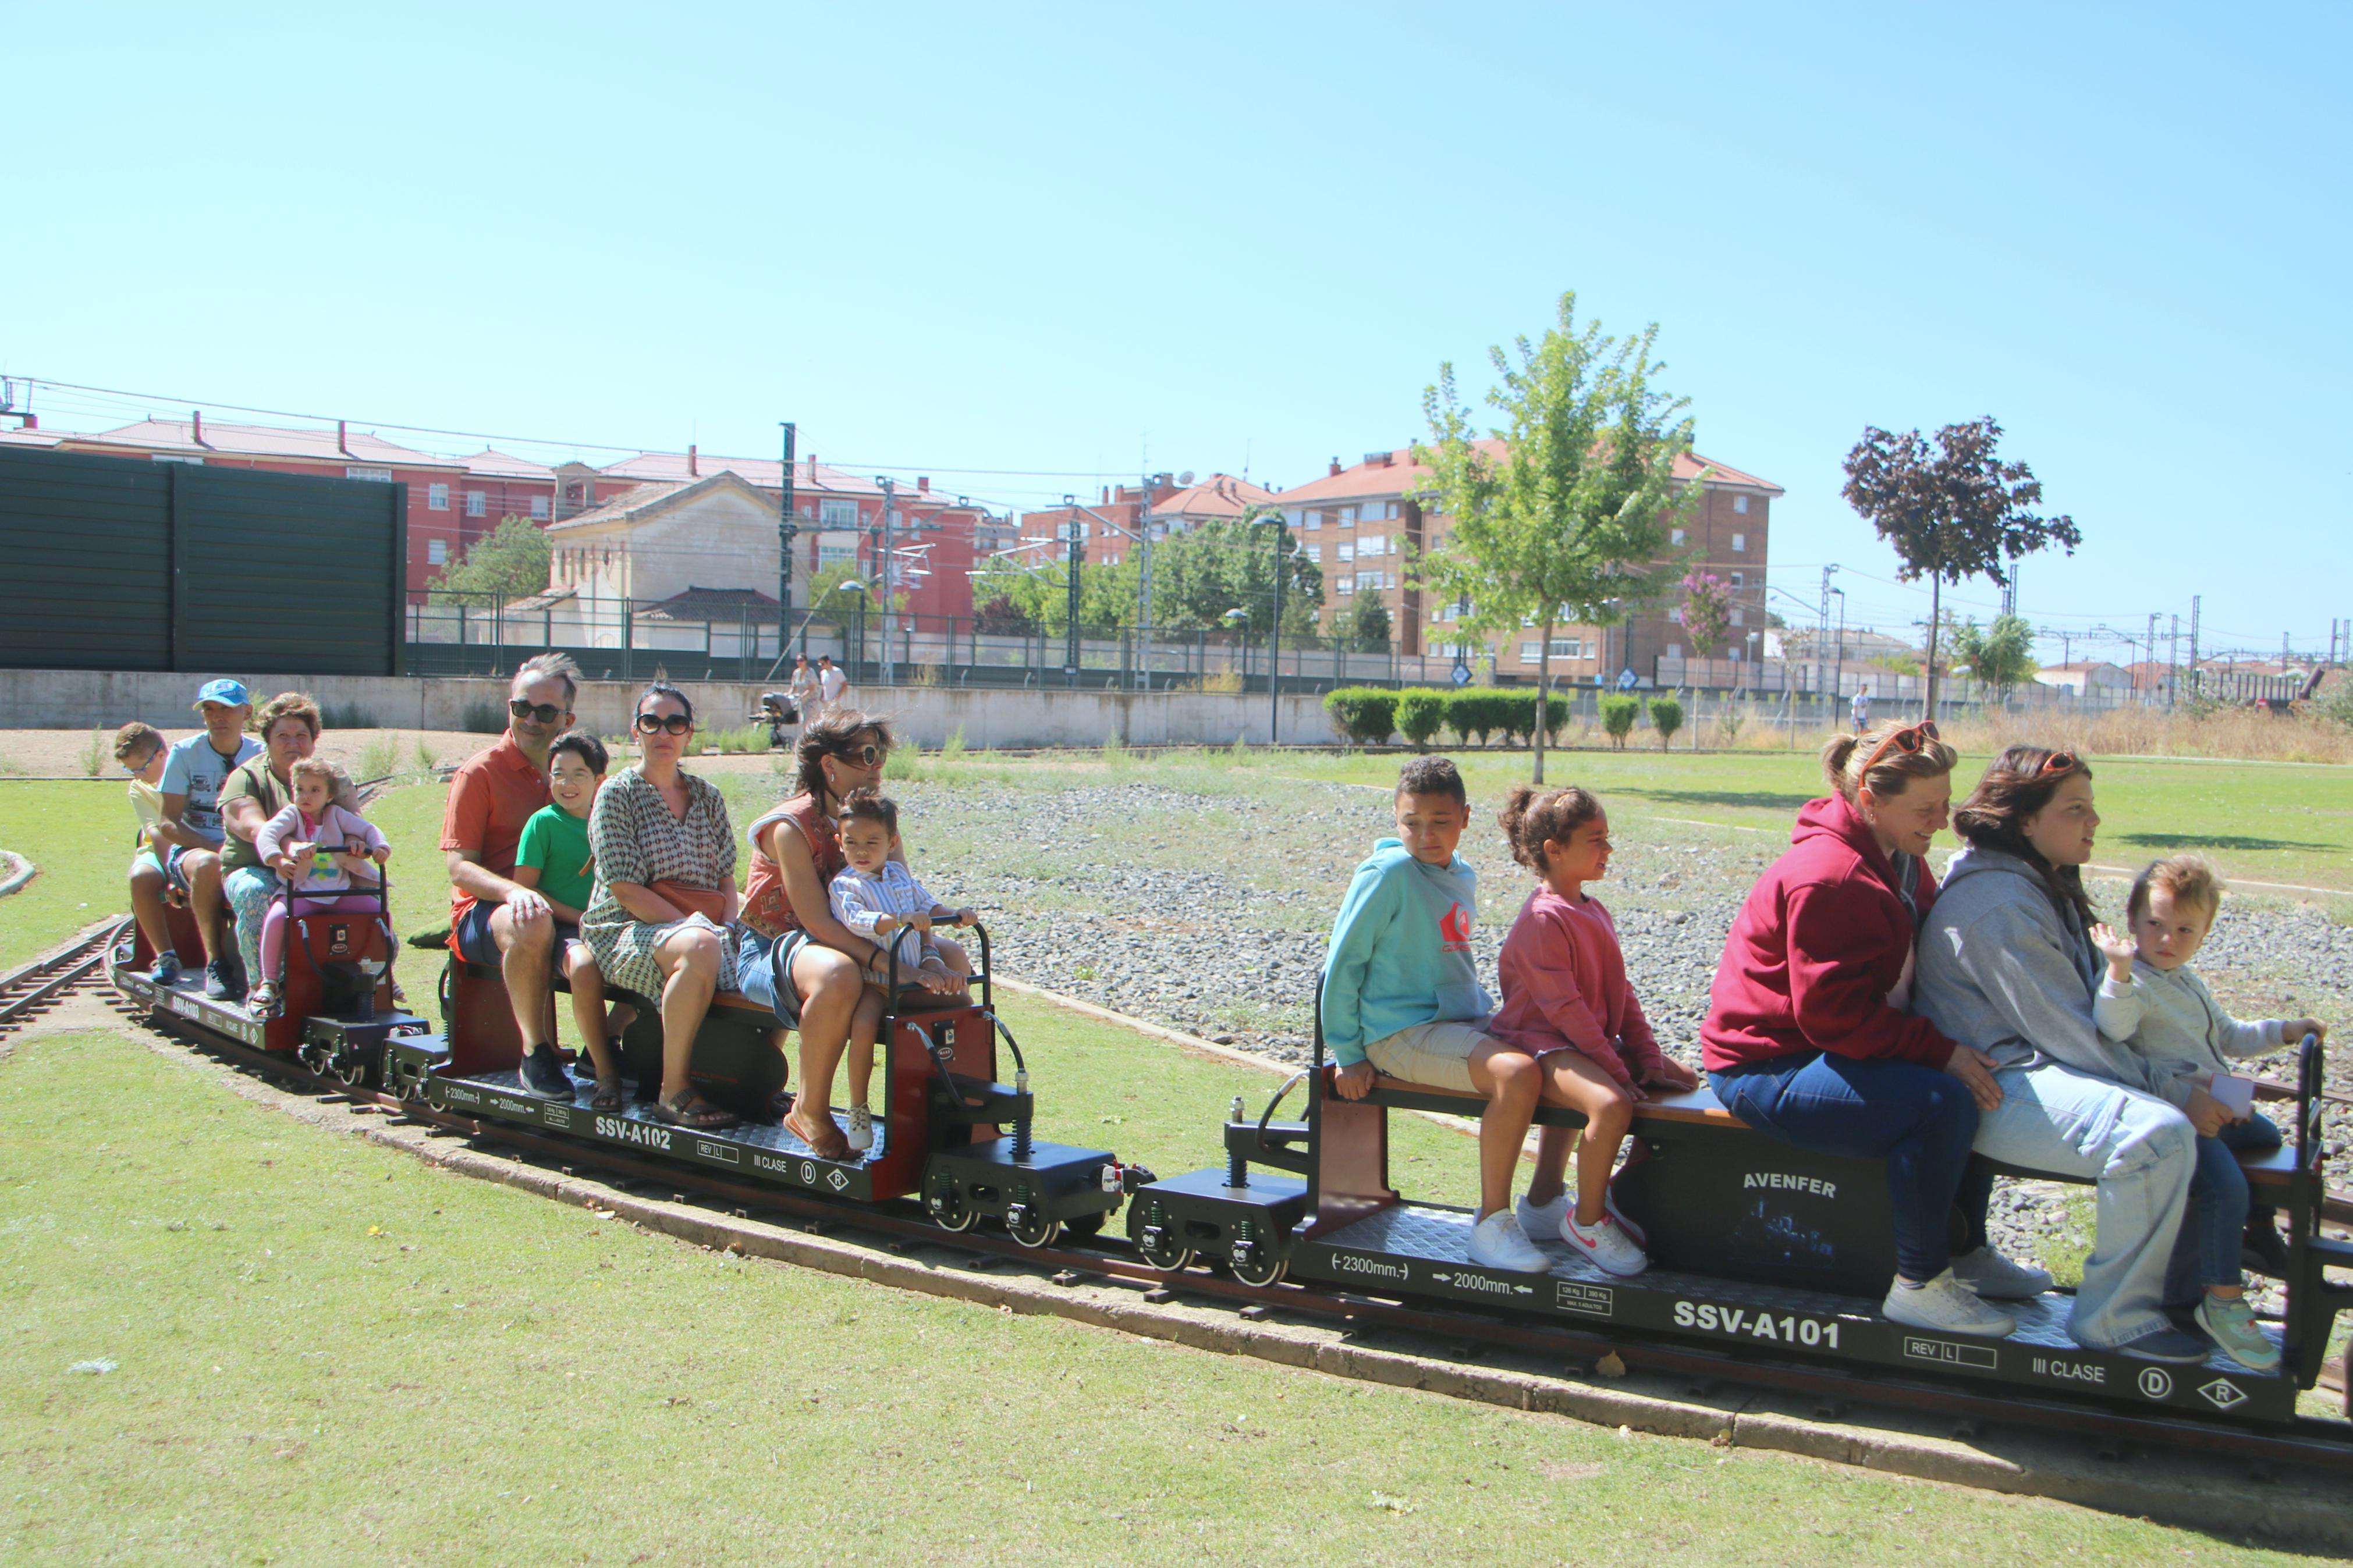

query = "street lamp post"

[{"left": 1244, "top": 511, "right": 1288, "bottom": 746}]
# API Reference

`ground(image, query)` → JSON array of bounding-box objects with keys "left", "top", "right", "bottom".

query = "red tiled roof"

[
  {"left": 1147, "top": 473, "right": 1277, "bottom": 522},
  {"left": 66, "top": 419, "right": 461, "bottom": 470},
  {"left": 1277, "top": 441, "right": 1782, "bottom": 504},
  {"left": 457, "top": 447, "right": 555, "bottom": 480}
]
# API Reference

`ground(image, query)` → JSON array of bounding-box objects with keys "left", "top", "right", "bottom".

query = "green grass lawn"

[{"left": 5, "top": 1018, "right": 2316, "bottom": 1567}]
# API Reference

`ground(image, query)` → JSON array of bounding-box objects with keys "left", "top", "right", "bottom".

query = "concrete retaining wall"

[{"left": 0, "top": 668, "right": 1339, "bottom": 751}]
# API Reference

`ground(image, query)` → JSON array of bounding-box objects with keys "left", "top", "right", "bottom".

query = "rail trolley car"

[
  {"left": 1130, "top": 998, "right": 2353, "bottom": 1426},
  {"left": 103, "top": 886, "right": 2349, "bottom": 1432},
  {"left": 110, "top": 898, "right": 1134, "bottom": 1247}
]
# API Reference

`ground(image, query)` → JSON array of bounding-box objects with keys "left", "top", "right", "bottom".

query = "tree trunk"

[
  {"left": 1534, "top": 621, "right": 1551, "bottom": 784},
  {"left": 1923, "top": 577, "right": 1943, "bottom": 721}
]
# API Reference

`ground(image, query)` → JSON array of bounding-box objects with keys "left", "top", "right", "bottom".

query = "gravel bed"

[{"left": 869, "top": 775, "right": 2351, "bottom": 1279}]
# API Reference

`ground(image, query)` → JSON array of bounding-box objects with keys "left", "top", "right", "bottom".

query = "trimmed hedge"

[
  {"left": 1599, "top": 693, "right": 1641, "bottom": 749},
  {"left": 1396, "top": 689, "right": 1450, "bottom": 749},
  {"left": 1323, "top": 687, "right": 1400, "bottom": 746}
]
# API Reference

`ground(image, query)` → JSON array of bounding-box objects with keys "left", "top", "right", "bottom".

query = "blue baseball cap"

[{"left": 192, "top": 678, "right": 250, "bottom": 709}]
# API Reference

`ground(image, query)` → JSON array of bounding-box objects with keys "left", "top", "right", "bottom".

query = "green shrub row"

[{"left": 1323, "top": 687, "right": 1570, "bottom": 749}]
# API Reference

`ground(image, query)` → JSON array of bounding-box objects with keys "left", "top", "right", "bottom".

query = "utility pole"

[
  {"left": 1265, "top": 511, "right": 1288, "bottom": 746},
  {"left": 875, "top": 477, "right": 898, "bottom": 687},
  {"left": 1064, "top": 510, "right": 1084, "bottom": 682},
  {"left": 776, "top": 422, "right": 798, "bottom": 669},
  {"left": 2169, "top": 613, "right": 2180, "bottom": 707},
  {"left": 1830, "top": 587, "right": 1847, "bottom": 698},
  {"left": 1815, "top": 564, "right": 1838, "bottom": 710},
  {"left": 1137, "top": 474, "right": 1156, "bottom": 693},
  {"left": 2144, "top": 611, "right": 2159, "bottom": 701},
  {"left": 2189, "top": 594, "right": 2202, "bottom": 699}
]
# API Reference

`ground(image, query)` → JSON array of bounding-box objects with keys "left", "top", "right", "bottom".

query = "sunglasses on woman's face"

[
  {"left": 634, "top": 712, "right": 693, "bottom": 736},
  {"left": 1859, "top": 719, "right": 1939, "bottom": 777},
  {"left": 836, "top": 742, "right": 883, "bottom": 767},
  {"left": 508, "top": 698, "right": 565, "bottom": 724}
]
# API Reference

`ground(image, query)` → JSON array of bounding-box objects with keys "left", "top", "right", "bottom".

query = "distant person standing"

[
  {"left": 818, "top": 654, "right": 849, "bottom": 716},
  {"left": 1851, "top": 685, "right": 1871, "bottom": 734},
  {"left": 788, "top": 655, "right": 820, "bottom": 724}
]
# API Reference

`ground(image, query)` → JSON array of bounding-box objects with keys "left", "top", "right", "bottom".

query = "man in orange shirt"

[{"left": 443, "top": 652, "right": 576, "bottom": 1094}]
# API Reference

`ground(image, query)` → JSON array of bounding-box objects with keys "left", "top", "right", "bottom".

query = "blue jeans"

[
  {"left": 1710, "top": 1052, "right": 1989, "bottom": 1283},
  {"left": 1972, "top": 1061, "right": 2194, "bottom": 1350},
  {"left": 2164, "top": 1112, "right": 2281, "bottom": 1299}
]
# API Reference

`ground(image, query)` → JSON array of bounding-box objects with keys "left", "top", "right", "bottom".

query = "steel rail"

[
  {"left": 109, "top": 966, "right": 2353, "bottom": 1480},
  {"left": 0, "top": 919, "right": 130, "bottom": 1032}
]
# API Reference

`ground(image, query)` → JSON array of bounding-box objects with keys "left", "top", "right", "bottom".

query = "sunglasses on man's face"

[
  {"left": 1859, "top": 719, "right": 1939, "bottom": 777},
  {"left": 509, "top": 698, "right": 566, "bottom": 724},
  {"left": 635, "top": 712, "right": 693, "bottom": 736}
]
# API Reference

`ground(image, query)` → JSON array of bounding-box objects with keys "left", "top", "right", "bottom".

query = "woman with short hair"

[
  {"left": 1915, "top": 747, "right": 2208, "bottom": 1364},
  {"left": 577, "top": 684, "right": 742, "bottom": 1129},
  {"left": 219, "top": 692, "right": 323, "bottom": 995},
  {"left": 1701, "top": 719, "right": 2048, "bottom": 1338}
]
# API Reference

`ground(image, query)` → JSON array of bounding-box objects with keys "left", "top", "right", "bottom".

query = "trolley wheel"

[
  {"left": 1138, "top": 1233, "right": 1195, "bottom": 1272},
  {"left": 931, "top": 1186, "right": 979, "bottom": 1233},
  {"left": 1062, "top": 1211, "right": 1105, "bottom": 1242},
  {"left": 1006, "top": 1208, "right": 1062, "bottom": 1249},
  {"left": 338, "top": 1057, "right": 368, "bottom": 1088},
  {"left": 1230, "top": 1251, "right": 1289, "bottom": 1289}
]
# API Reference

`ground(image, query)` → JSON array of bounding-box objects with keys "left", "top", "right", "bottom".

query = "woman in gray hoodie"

[{"left": 1914, "top": 747, "right": 2208, "bottom": 1364}]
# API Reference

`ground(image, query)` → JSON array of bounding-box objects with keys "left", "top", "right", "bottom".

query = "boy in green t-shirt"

[{"left": 513, "top": 731, "right": 634, "bottom": 1107}]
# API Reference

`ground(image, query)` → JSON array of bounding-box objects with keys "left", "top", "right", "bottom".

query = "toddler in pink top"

[
  {"left": 1489, "top": 785, "right": 1699, "bottom": 1278},
  {"left": 248, "top": 758, "right": 391, "bottom": 1017}
]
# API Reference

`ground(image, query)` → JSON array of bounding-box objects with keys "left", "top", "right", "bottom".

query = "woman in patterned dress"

[{"left": 580, "top": 683, "right": 743, "bottom": 1130}]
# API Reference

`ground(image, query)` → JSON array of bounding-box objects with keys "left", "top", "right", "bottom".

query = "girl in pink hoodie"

[{"left": 1490, "top": 785, "right": 1698, "bottom": 1277}]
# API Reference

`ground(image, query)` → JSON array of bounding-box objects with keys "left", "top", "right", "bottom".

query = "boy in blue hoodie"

[{"left": 1322, "top": 756, "right": 1550, "bottom": 1273}]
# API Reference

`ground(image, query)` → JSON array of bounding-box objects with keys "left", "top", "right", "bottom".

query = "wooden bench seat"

[{"left": 1352, "top": 1069, "right": 2301, "bottom": 1186}]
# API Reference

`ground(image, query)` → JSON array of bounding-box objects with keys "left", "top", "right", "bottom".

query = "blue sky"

[{"left": 6, "top": 2, "right": 2346, "bottom": 662}]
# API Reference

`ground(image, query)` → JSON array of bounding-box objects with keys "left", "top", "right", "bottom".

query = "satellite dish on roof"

[{"left": 1177, "top": 470, "right": 1194, "bottom": 487}]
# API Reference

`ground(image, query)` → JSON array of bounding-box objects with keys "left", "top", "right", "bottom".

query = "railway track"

[
  {"left": 101, "top": 965, "right": 2353, "bottom": 1488},
  {"left": 0, "top": 919, "right": 129, "bottom": 1037}
]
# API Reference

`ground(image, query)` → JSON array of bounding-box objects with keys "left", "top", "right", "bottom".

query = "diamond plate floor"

[{"left": 455, "top": 1068, "right": 887, "bottom": 1167}]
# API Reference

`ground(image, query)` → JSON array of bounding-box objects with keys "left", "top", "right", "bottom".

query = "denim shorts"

[{"left": 732, "top": 926, "right": 811, "bottom": 1030}]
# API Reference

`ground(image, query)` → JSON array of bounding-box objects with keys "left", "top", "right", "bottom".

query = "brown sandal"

[
  {"left": 653, "top": 1090, "right": 739, "bottom": 1130},
  {"left": 785, "top": 1108, "right": 851, "bottom": 1160}
]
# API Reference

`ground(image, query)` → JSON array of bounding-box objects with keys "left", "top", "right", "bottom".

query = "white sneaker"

[
  {"left": 1950, "top": 1245, "right": 2053, "bottom": 1299},
  {"left": 1562, "top": 1211, "right": 1649, "bottom": 1278},
  {"left": 1882, "top": 1271, "right": 2015, "bottom": 1338},
  {"left": 1519, "top": 1188, "right": 1648, "bottom": 1248},
  {"left": 1466, "top": 1211, "right": 1550, "bottom": 1274},
  {"left": 1515, "top": 1191, "right": 1568, "bottom": 1241},
  {"left": 846, "top": 1104, "right": 874, "bottom": 1153}
]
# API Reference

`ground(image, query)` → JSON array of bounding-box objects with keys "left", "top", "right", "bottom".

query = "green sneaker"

[{"left": 2194, "top": 1294, "right": 2281, "bottom": 1372}]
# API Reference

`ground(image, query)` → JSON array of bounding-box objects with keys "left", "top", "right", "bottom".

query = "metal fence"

[{"left": 405, "top": 595, "right": 1471, "bottom": 691}]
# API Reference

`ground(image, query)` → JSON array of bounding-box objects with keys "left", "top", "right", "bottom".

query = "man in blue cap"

[{"left": 152, "top": 678, "right": 261, "bottom": 998}]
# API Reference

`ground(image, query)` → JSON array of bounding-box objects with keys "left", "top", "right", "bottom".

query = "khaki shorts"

[{"left": 1362, "top": 1021, "right": 1502, "bottom": 1093}]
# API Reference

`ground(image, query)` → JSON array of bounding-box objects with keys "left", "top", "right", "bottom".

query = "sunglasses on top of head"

[
  {"left": 634, "top": 712, "right": 693, "bottom": 736},
  {"left": 508, "top": 698, "right": 566, "bottom": 724},
  {"left": 2036, "top": 749, "right": 2079, "bottom": 776},
  {"left": 1858, "top": 719, "right": 1939, "bottom": 776}
]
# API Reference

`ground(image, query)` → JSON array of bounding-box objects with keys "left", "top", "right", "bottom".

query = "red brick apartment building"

[{"left": 1274, "top": 443, "right": 1781, "bottom": 684}]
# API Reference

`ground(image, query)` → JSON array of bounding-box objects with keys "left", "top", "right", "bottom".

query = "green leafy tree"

[
  {"left": 1344, "top": 594, "right": 1392, "bottom": 654},
  {"left": 1647, "top": 692, "right": 1684, "bottom": 750},
  {"left": 428, "top": 517, "right": 551, "bottom": 603},
  {"left": 1678, "top": 569, "right": 1733, "bottom": 658},
  {"left": 1413, "top": 291, "right": 1698, "bottom": 783},
  {"left": 1841, "top": 417, "right": 2078, "bottom": 718},
  {"left": 968, "top": 515, "right": 1323, "bottom": 639},
  {"left": 1949, "top": 612, "right": 2038, "bottom": 700}
]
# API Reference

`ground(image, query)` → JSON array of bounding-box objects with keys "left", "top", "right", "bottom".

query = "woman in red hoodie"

[{"left": 1700, "top": 720, "right": 2042, "bottom": 1339}]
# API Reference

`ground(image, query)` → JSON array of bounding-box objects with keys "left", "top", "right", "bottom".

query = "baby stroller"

[{"left": 753, "top": 692, "right": 800, "bottom": 749}]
